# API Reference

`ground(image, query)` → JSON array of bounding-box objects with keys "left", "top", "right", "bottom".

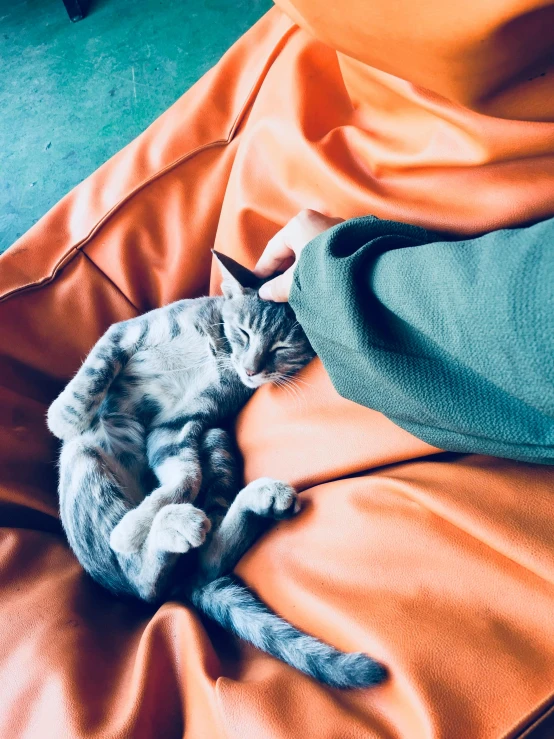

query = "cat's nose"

[{"left": 245, "top": 368, "right": 257, "bottom": 377}]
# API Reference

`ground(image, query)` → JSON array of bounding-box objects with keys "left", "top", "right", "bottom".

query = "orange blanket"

[{"left": 1, "top": 4, "right": 554, "bottom": 737}]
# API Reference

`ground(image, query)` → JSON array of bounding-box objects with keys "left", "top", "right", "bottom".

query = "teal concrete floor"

[{"left": 0, "top": 0, "right": 271, "bottom": 253}]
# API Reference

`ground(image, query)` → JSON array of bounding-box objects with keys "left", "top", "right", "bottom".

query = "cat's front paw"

[
  {"left": 110, "top": 507, "right": 153, "bottom": 554},
  {"left": 47, "top": 393, "right": 87, "bottom": 440},
  {"left": 150, "top": 503, "right": 211, "bottom": 553},
  {"left": 239, "top": 478, "right": 300, "bottom": 519}
]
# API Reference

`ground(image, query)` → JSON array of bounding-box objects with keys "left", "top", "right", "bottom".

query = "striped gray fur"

[{"left": 47, "top": 253, "right": 386, "bottom": 689}]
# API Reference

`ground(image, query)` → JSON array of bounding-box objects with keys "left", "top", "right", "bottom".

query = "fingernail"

[{"left": 258, "top": 284, "right": 271, "bottom": 300}]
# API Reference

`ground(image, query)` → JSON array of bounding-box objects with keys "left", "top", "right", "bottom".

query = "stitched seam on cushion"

[
  {"left": 505, "top": 696, "right": 554, "bottom": 738},
  {"left": 80, "top": 251, "right": 141, "bottom": 313},
  {"left": 0, "top": 22, "right": 297, "bottom": 306},
  {"left": 0, "top": 140, "right": 229, "bottom": 306}
]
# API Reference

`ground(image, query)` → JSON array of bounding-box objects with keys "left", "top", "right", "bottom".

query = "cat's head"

[{"left": 213, "top": 251, "right": 315, "bottom": 389}]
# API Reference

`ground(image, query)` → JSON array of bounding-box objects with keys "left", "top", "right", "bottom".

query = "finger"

[
  {"left": 276, "top": 255, "right": 295, "bottom": 273},
  {"left": 258, "top": 270, "right": 294, "bottom": 302},
  {"left": 254, "top": 213, "right": 312, "bottom": 277},
  {"left": 254, "top": 211, "right": 344, "bottom": 278},
  {"left": 254, "top": 236, "right": 295, "bottom": 278}
]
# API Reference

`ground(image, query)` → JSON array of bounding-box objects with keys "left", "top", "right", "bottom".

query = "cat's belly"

[{"left": 119, "top": 357, "right": 222, "bottom": 423}]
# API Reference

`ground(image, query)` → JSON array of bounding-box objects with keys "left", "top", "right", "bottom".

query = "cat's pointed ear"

[{"left": 212, "top": 250, "right": 263, "bottom": 298}]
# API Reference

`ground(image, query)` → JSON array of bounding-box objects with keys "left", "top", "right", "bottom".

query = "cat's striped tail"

[{"left": 190, "top": 575, "right": 387, "bottom": 689}]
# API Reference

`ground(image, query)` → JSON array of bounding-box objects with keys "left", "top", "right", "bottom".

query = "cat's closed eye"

[
  {"left": 270, "top": 342, "right": 289, "bottom": 354},
  {"left": 237, "top": 327, "right": 250, "bottom": 346}
]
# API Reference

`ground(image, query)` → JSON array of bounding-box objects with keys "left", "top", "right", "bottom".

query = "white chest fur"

[{"left": 123, "top": 325, "right": 222, "bottom": 421}]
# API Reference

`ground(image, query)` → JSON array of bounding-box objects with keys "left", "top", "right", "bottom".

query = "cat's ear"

[{"left": 212, "top": 250, "right": 263, "bottom": 298}]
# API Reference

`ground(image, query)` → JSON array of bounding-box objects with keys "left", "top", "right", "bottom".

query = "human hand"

[{"left": 254, "top": 209, "right": 344, "bottom": 301}]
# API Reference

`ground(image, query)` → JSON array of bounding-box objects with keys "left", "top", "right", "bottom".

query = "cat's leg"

[
  {"left": 200, "top": 427, "right": 240, "bottom": 517},
  {"left": 114, "top": 427, "right": 235, "bottom": 601},
  {"left": 47, "top": 317, "right": 148, "bottom": 440},
  {"left": 132, "top": 427, "right": 240, "bottom": 558},
  {"left": 110, "top": 416, "right": 209, "bottom": 554},
  {"left": 47, "top": 302, "right": 188, "bottom": 442},
  {"left": 197, "top": 477, "right": 300, "bottom": 582},
  {"left": 115, "top": 427, "right": 235, "bottom": 601},
  {"left": 118, "top": 509, "right": 202, "bottom": 602},
  {"left": 125, "top": 476, "right": 298, "bottom": 601},
  {"left": 59, "top": 430, "right": 148, "bottom": 598}
]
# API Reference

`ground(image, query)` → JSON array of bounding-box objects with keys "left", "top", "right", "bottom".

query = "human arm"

[{"left": 256, "top": 211, "right": 554, "bottom": 463}]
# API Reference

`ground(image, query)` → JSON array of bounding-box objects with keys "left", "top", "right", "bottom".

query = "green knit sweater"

[{"left": 289, "top": 216, "right": 554, "bottom": 464}]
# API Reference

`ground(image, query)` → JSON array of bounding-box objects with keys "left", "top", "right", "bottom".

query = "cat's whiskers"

[
  {"left": 284, "top": 376, "right": 304, "bottom": 401},
  {"left": 277, "top": 374, "right": 308, "bottom": 409},
  {"left": 274, "top": 376, "right": 305, "bottom": 409},
  {"left": 273, "top": 377, "right": 293, "bottom": 400},
  {"left": 278, "top": 379, "right": 301, "bottom": 407},
  {"left": 285, "top": 371, "right": 313, "bottom": 387}
]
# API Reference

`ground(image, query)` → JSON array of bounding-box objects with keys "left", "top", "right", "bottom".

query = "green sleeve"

[{"left": 289, "top": 216, "right": 554, "bottom": 464}]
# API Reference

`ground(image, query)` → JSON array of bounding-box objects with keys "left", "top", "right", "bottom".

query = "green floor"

[{"left": 0, "top": 0, "right": 271, "bottom": 253}]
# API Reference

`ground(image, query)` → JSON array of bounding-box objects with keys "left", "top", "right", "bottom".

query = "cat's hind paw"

[
  {"left": 110, "top": 508, "right": 152, "bottom": 554},
  {"left": 150, "top": 503, "right": 211, "bottom": 553},
  {"left": 239, "top": 478, "right": 300, "bottom": 519}
]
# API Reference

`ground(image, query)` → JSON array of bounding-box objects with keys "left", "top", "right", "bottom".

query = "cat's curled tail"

[{"left": 189, "top": 575, "right": 387, "bottom": 689}]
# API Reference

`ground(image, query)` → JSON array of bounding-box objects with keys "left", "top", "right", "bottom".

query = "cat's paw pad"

[
  {"left": 110, "top": 508, "right": 152, "bottom": 554},
  {"left": 242, "top": 478, "right": 300, "bottom": 519},
  {"left": 151, "top": 504, "right": 211, "bottom": 553}
]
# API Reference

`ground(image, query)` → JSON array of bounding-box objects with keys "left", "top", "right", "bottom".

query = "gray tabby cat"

[{"left": 47, "top": 251, "right": 386, "bottom": 689}]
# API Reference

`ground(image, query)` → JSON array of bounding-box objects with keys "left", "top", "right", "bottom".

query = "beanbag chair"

[{"left": 2, "top": 3, "right": 554, "bottom": 737}]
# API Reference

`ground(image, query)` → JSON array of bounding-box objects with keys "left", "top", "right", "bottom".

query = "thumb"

[{"left": 258, "top": 270, "right": 293, "bottom": 302}]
